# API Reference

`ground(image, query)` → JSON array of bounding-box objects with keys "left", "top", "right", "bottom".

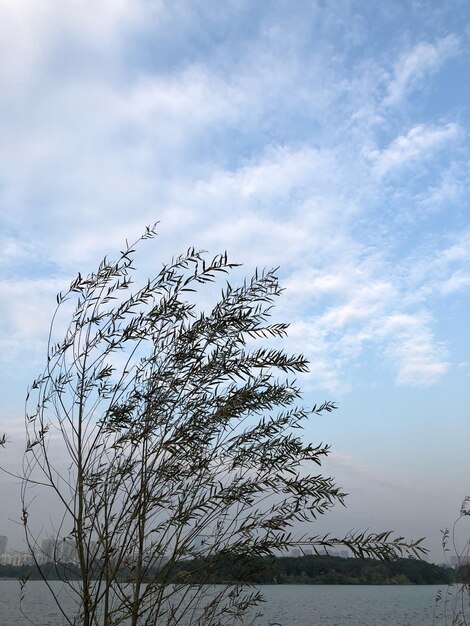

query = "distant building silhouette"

[
  {"left": 41, "top": 537, "right": 78, "bottom": 564},
  {"left": 0, "top": 535, "right": 7, "bottom": 555},
  {"left": 41, "top": 538, "right": 56, "bottom": 562}
]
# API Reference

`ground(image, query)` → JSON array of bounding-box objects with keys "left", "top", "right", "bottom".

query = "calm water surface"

[{"left": 0, "top": 581, "right": 459, "bottom": 625}]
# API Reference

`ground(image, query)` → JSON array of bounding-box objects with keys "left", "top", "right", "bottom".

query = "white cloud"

[
  {"left": 319, "top": 280, "right": 394, "bottom": 329},
  {"left": 284, "top": 270, "right": 349, "bottom": 298},
  {"left": 286, "top": 319, "right": 342, "bottom": 392},
  {"left": 385, "top": 35, "right": 460, "bottom": 105},
  {"left": 440, "top": 271, "right": 470, "bottom": 294},
  {"left": 0, "top": 236, "right": 32, "bottom": 265},
  {"left": 367, "top": 123, "right": 461, "bottom": 176},
  {"left": 281, "top": 257, "right": 450, "bottom": 390},
  {"left": 195, "top": 146, "right": 339, "bottom": 202},
  {"left": 118, "top": 67, "right": 245, "bottom": 147},
  {"left": 0, "top": 0, "right": 151, "bottom": 90},
  {"left": 416, "top": 163, "right": 468, "bottom": 213},
  {"left": 405, "top": 228, "right": 470, "bottom": 300},
  {"left": 0, "top": 278, "right": 60, "bottom": 335},
  {"left": 380, "top": 313, "right": 448, "bottom": 386}
]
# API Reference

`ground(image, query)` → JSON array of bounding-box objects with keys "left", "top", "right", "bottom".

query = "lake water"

[{"left": 0, "top": 580, "right": 465, "bottom": 625}]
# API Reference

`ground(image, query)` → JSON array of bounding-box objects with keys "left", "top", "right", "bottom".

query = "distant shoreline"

[{"left": 0, "top": 555, "right": 455, "bottom": 585}]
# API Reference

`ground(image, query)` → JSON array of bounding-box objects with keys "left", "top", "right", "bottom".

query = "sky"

[{"left": 0, "top": 0, "right": 469, "bottom": 562}]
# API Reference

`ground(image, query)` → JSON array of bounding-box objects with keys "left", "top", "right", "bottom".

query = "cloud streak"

[
  {"left": 385, "top": 35, "right": 460, "bottom": 105},
  {"left": 367, "top": 123, "right": 461, "bottom": 176}
]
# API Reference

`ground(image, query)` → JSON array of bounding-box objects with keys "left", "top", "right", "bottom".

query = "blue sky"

[{"left": 0, "top": 0, "right": 469, "bottom": 561}]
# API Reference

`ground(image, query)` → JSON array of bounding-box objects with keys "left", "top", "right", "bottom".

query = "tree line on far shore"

[
  {"left": 0, "top": 555, "right": 456, "bottom": 585},
  {"left": 173, "top": 554, "right": 456, "bottom": 585}
]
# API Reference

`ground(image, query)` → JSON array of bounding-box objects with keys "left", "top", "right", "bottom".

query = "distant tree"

[{"left": 21, "top": 226, "right": 426, "bottom": 626}]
